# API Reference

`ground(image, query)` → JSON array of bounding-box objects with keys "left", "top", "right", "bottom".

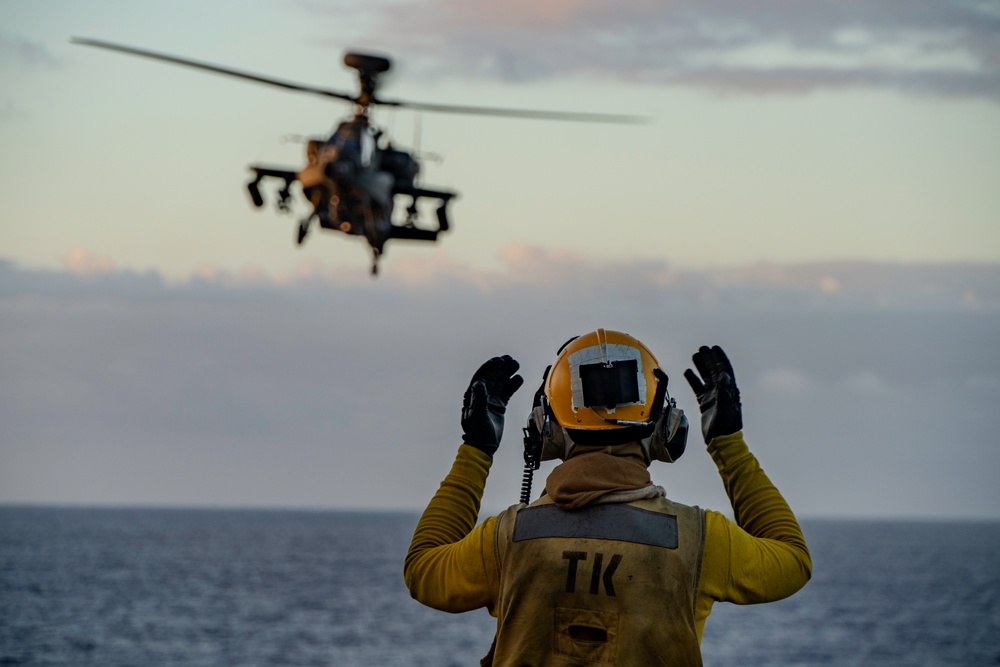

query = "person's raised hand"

[
  {"left": 683, "top": 345, "right": 743, "bottom": 443},
  {"left": 461, "top": 355, "right": 524, "bottom": 458}
]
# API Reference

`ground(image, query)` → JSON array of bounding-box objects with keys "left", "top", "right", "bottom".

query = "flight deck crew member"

[{"left": 404, "top": 329, "right": 811, "bottom": 666}]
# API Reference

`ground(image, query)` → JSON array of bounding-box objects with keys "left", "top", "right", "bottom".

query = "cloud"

[
  {"left": 0, "top": 99, "right": 19, "bottom": 120},
  {"left": 0, "top": 34, "right": 61, "bottom": 69},
  {"left": 7, "top": 251, "right": 1000, "bottom": 312},
  {"left": 7, "top": 250, "right": 1000, "bottom": 312},
  {"left": 2, "top": 254, "right": 998, "bottom": 517},
  {"left": 62, "top": 247, "right": 116, "bottom": 276},
  {"left": 842, "top": 371, "right": 889, "bottom": 395},
  {"left": 965, "top": 374, "right": 1000, "bottom": 391},
  {"left": 0, "top": 34, "right": 62, "bottom": 123},
  {"left": 314, "top": 0, "right": 1000, "bottom": 100},
  {"left": 242, "top": 255, "right": 989, "bottom": 311},
  {"left": 760, "top": 368, "right": 812, "bottom": 395}
]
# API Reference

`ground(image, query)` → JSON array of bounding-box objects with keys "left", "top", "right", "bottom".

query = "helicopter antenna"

[{"left": 413, "top": 112, "right": 423, "bottom": 158}]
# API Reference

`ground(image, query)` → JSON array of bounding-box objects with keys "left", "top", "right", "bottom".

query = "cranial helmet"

[{"left": 525, "top": 329, "right": 689, "bottom": 464}]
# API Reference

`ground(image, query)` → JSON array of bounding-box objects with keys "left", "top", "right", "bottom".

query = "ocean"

[{"left": 1, "top": 507, "right": 998, "bottom": 666}]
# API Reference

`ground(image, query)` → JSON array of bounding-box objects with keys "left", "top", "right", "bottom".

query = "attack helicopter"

[{"left": 72, "top": 38, "right": 643, "bottom": 274}]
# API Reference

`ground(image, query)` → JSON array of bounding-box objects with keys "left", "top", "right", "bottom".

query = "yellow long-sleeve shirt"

[{"left": 404, "top": 432, "right": 811, "bottom": 642}]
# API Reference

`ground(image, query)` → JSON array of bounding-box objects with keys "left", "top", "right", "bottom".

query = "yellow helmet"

[
  {"left": 523, "top": 329, "right": 689, "bottom": 464},
  {"left": 546, "top": 328, "right": 662, "bottom": 431}
]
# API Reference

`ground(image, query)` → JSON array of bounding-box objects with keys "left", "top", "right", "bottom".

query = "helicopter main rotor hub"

[{"left": 343, "top": 52, "right": 391, "bottom": 108}]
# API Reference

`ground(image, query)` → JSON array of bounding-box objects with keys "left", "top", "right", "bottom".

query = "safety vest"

[{"left": 491, "top": 495, "right": 705, "bottom": 666}]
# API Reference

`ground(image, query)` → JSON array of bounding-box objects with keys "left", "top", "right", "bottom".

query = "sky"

[{"left": 1, "top": 0, "right": 999, "bottom": 520}]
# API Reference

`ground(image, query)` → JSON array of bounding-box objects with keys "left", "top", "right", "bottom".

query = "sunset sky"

[{"left": 2, "top": 0, "right": 998, "bottom": 519}]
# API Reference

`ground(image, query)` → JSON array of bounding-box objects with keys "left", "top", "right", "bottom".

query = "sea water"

[{"left": 1, "top": 507, "right": 998, "bottom": 666}]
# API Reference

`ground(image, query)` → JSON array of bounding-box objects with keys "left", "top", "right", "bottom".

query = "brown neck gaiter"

[{"left": 543, "top": 442, "right": 651, "bottom": 510}]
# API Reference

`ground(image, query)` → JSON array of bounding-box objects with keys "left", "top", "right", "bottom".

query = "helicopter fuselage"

[{"left": 247, "top": 116, "right": 455, "bottom": 272}]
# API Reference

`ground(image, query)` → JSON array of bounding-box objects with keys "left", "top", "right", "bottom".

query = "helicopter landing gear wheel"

[{"left": 361, "top": 201, "right": 387, "bottom": 276}]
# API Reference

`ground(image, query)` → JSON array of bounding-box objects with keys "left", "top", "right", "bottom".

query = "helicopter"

[{"left": 72, "top": 38, "right": 643, "bottom": 274}]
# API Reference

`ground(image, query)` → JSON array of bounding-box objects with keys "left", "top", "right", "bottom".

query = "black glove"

[
  {"left": 461, "top": 355, "right": 524, "bottom": 458},
  {"left": 683, "top": 345, "right": 743, "bottom": 443}
]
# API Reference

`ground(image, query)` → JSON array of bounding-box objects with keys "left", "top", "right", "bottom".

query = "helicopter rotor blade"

[
  {"left": 71, "top": 37, "right": 359, "bottom": 104},
  {"left": 375, "top": 97, "right": 648, "bottom": 124}
]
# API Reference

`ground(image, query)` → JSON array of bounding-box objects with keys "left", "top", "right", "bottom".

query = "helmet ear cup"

[
  {"left": 525, "top": 364, "right": 574, "bottom": 462},
  {"left": 534, "top": 403, "right": 573, "bottom": 461},
  {"left": 644, "top": 400, "right": 689, "bottom": 463}
]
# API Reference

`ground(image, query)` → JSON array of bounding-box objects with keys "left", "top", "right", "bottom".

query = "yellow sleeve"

[
  {"left": 695, "top": 432, "right": 812, "bottom": 631},
  {"left": 403, "top": 444, "right": 500, "bottom": 614}
]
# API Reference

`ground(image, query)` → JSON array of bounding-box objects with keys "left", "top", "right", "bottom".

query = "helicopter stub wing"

[
  {"left": 249, "top": 166, "right": 298, "bottom": 180},
  {"left": 246, "top": 166, "right": 298, "bottom": 209}
]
